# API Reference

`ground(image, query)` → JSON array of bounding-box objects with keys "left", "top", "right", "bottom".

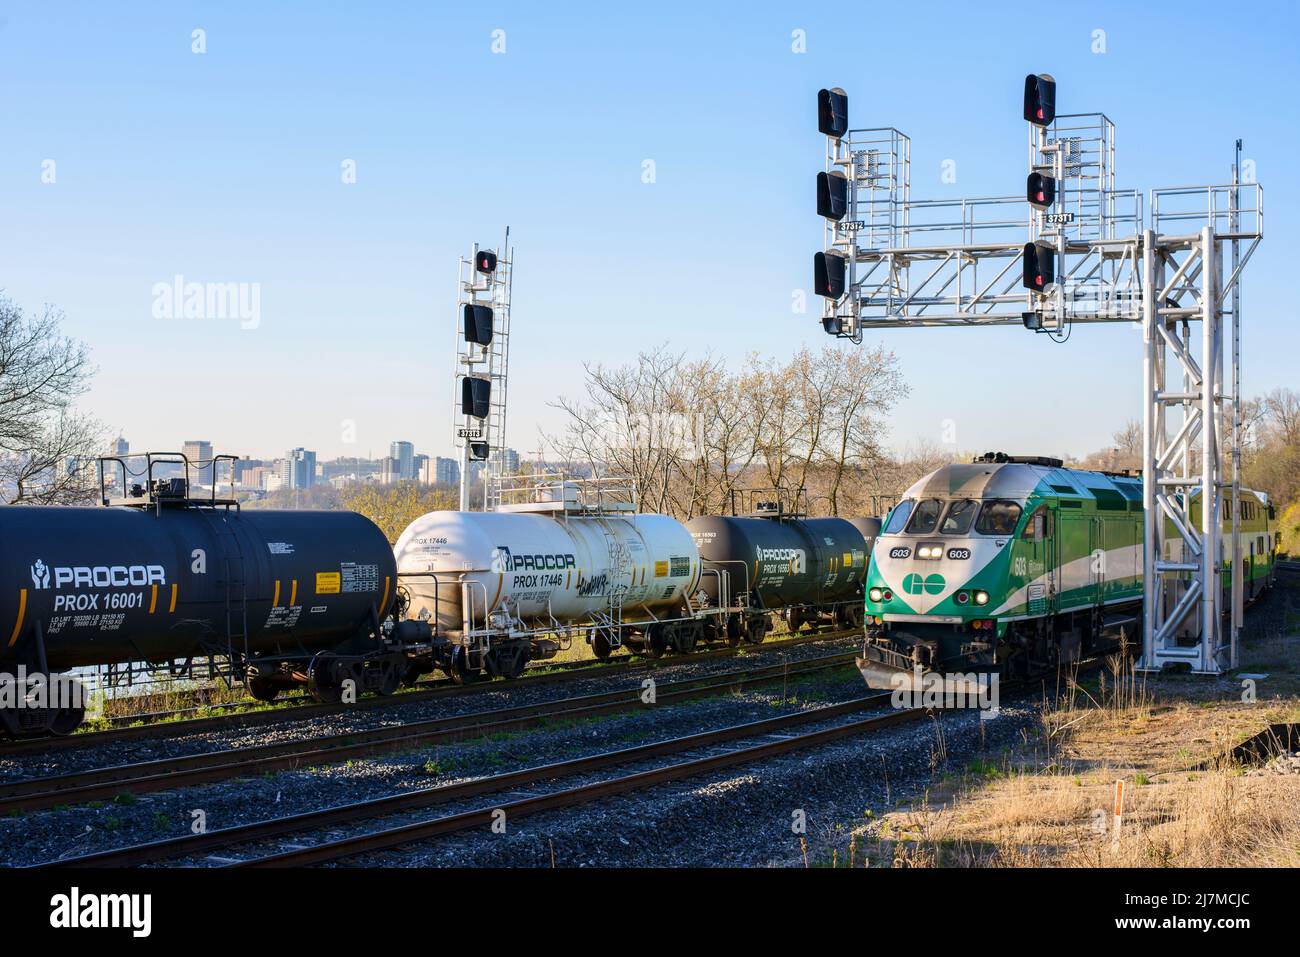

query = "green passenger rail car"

[{"left": 861, "top": 452, "right": 1277, "bottom": 682}]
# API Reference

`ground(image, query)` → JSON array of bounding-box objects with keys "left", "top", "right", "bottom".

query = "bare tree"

[
  {"left": 0, "top": 296, "right": 102, "bottom": 504},
  {"left": 548, "top": 342, "right": 908, "bottom": 519}
]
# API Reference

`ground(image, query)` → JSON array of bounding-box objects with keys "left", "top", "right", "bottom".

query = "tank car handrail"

[
  {"left": 392, "top": 571, "right": 443, "bottom": 631},
  {"left": 700, "top": 559, "right": 753, "bottom": 611}
]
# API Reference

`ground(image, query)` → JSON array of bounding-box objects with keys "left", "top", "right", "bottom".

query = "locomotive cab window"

[
  {"left": 1022, "top": 507, "right": 1048, "bottom": 541},
  {"left": 940, "top": 499, "right": 979, "bottom": 535},
  {"left": 883, "top": 499, "right": 914, "bottom": 534},
  {"left": 905, "top": 499, "right": 943, "bottom": 535},
  {"left": 975, "top": 500, "right": 1022, "bottom": 536}
]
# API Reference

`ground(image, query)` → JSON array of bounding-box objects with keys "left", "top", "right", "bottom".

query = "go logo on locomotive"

[{"left": 902, "top": 572, "right": 945, "bottom": 596}]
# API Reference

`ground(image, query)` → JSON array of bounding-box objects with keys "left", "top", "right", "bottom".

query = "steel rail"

[
  {"left": 236, "top": 701, "right": 922, "bottom": 868},
  {"left": 0, "top": 629, "right": 858, "bottom": 757},
  {"left": 48, "top": 690, "right": 902, "bottom": 868},
  {"left": 1, "top": 651, "right": 860, "bottom": 815}
]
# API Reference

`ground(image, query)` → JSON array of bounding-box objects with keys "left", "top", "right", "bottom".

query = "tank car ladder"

[{"left": 215, "top": 520, "right": 252, "bottom": 679}]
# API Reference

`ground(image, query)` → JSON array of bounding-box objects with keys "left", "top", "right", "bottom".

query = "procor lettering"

[
  {"left": 504, "top": 553, "right": 576, "bottom": 572},
  {"left": 53, "top": 565, "right": 166, "bottom": 589},
  {"left": 757, "top": 548, "right": 802, "bottom": 563}
]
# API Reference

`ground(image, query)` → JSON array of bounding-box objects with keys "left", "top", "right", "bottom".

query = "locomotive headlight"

[
  {"left": 974, "top": 590, "right": 989, "bottom": 606},
  {"left": 917, "top": 544, "right": 943, "bottom": 560},
  {"left": 869, "top": 587, "right": 884, "bottom": 602}
]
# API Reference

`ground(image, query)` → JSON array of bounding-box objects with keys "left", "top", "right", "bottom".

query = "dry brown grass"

[{"left": 854, "top": 642, "right": 1300, "bottom": 868}]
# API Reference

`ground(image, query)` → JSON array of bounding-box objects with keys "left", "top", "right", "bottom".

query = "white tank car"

[{"left": 393, "top": 509, "right": 701, "bottom": 636}]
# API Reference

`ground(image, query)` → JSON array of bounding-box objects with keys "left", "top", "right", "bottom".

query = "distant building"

[
  {"left": 389, "top": 441, "right": 415, "bottom": 481},
  {"left": 502, "top": 448, "right": 520, "bottom": 474},
  {"left": 182, "top": 440, "right": 213, "bottom": 486},
  {"left": 434, "top": 457, "right": 460, "bottom": 485},
  {"left": 282, "top": 448, "right": 317, "bottom": 490},
  {"left": 240, "top": 465, "right": 273, "bottom": 491},
  {"left": 108, "top": 436, "right": 129, "bottom": 458}
]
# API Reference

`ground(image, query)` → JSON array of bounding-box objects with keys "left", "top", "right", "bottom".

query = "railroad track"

[
  {"left": 47, "top": 689, "right": 909, "bottom": 868},
  {"left": 2, "top": 650, "right": 861, "bottom": 815},
  {"left": 1, "top": 629, "right": 858, "bottom": 756}
]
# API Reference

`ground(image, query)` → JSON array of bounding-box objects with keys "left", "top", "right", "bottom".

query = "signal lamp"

[
  {"left": 469, "top": 442, "right": 489, "bottom": 461},
  {"left": 882, "top": 589, "right": 893, "bottom": 602},
  {"left": 1027, "top": 171, "right": 1056, "bottom": 208},
  {"left": 814, "top": 250, "right": 847, "bottom": 299},
  {"left": 869, "top": 587, "right": 883, "bottom": 602},
  {"left": 822, "top": 315, "right": 843, "bottom": 336},
  {"left": 974, "top": 591, "right": 989, "bottom": 606},
  {"left": 475, "top": 250, "right": 498, "bottom": 274},
  {"left": 817, "top": 87, "right": 848, "bottom": 139},
  {"left": 955, "top": 591, "right": 970, "bottom": 605},
  {"left": 816, "top": 171, "right": 849, "bottom": 221},
  {"left": 1023, "top": 73, "right": 1056, "bottom": 126},
  {"left": 1022, "top": 241, "right": 1056, "bottom": 291},
  {"left": 462, "top": 303, "right": 493, "bottom": 345},
  {"left": 461, "top": 377, "right": 491, "bottom": 419}
]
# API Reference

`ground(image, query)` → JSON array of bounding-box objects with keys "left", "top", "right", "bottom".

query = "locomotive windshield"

[
  {"left": 885, "top": 497, "right": 1025, "bottom": 537},
  {"left": 939, "top": 498, "right": 979, "bottom": 534},
  {"left": 882, "top": 499, "right": 913, "bottom": 534},
  {"left": 905, "top": 499, "right": 943, "bottom": 534},
  {"left": 975, "top": 500, "right": 1022, "bottom": 536}
]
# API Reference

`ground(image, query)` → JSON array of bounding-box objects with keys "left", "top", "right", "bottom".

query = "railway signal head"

[
  {"left": 1023, "top": 73, "right": 1056, "bottom": 126},
  {"left": 469, "top": 441, "right": 489, "bottom": 461},
  {"left": 1022, "top": 241, "right": 1055, "bottom": 291},
  {"left": 816, "top": 170, "right": 849, "bottom": 221},
  {"left": 475, "top": 250, "right": 498, "bottom": 275},
  {"left": 814, "top": 250, "right": 847, "bottom": 299},
  {"left": 461, "top": 376, "right": 491, "bottom": 419},
  {"left": 817, "top": 87, "right": 848, "bottom": 139},
  {"left": 462, "top": 303, "right": 494, "bottom": 346},
  {"left": 1027, "top": 171, "right": 1056, "bottom": 209}
]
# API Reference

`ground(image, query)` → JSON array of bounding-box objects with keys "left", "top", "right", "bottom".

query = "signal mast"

[
  {"left": 813, "top": 76, "right": 1263, "bottom": 675},
  {"left": 452, "top": 230, "right": 513, "bottom": 511}
]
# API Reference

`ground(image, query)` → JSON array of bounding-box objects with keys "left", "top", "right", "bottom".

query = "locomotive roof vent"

[{"left": 974, "top": 452, "right": 1064, "bottom": 468}]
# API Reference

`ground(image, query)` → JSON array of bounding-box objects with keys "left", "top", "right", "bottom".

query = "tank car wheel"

[
  {"left": 48, "top": 705, "right": 86, "bottom": 736},
  {"left": 725, "top": 616, "right": 743, "bottom": 649},
  {"left": 307, "top": 653, "right": 344, "bottom": 704},
  {"left": 446, "top": 647, "right": 481, "bottom": 685},
  {"left": 643, "top": 625, "right": 668, "bottom": 659},
  {"left": 401, "top": 662, "right": 427, "bottom": 687},
  {"left": 745, "top": 619, "right": 767, "bottom": 645},
  {"left": 592, "top": 630, "right": 614, "bottom": 660},
  {"left": 375, "top": 659, "right": 402, "bottom": 696},
  {"left": 786, "top": 608, "right": 805, "bottom": 633},
  {"left": 246, "top": 675, "right": 280, "bottom": 703}
]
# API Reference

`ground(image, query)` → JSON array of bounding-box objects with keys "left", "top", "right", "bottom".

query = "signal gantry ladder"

[
  {"left": 452, "top": 230, "right": 514, "bottom": 511},
  {"left": 812, "top": 76, "right": 1263, "bottom": 674}
]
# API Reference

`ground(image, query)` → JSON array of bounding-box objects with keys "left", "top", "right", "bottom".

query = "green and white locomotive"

[{"left": 860, "top": 452, "right": 1278, "bottom": 683}]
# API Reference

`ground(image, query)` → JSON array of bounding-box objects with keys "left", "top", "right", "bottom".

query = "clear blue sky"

[{"left": 1, "top": 1, "right": 1295, "bottom": 464}]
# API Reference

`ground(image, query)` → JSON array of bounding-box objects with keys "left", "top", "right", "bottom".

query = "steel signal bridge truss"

[
  {"left": 452, "top": 230, "right": 514, "bottom": 511},
  {"left": 816, "top": 83, "right": 1263, "bottom": 674}
]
